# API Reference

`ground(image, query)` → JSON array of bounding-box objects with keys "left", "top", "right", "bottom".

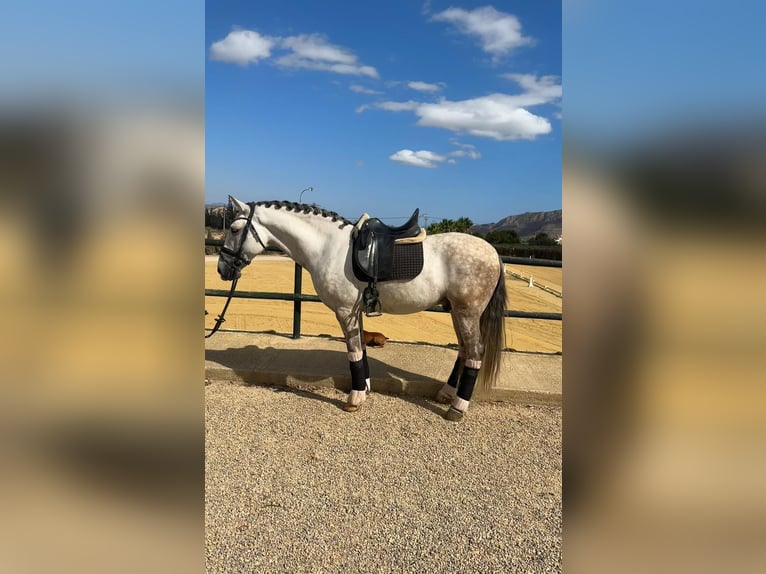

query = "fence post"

[{"left": 293, "top": 263, "right": 302, "bottom": 339}]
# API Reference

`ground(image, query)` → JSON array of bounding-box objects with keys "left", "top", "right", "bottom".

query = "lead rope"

[{"left": 205, "top": 276, "right": 239, "bottom": 338}]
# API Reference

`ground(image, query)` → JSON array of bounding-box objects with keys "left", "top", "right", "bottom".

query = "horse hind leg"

[
  {"left": 435, "top": 311, "right": 465, "bottom": 404},
  {"left": 435, "top": 356, "right": 463, "bottom": 403},
  {"left": 444, "top": 366, "right": 480, "bottom": 422},
  {"left": 444, "top": 308, "right": 484, "bottom": 421}
]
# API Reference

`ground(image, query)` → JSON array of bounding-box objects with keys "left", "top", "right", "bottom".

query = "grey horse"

[{"left": 217, "top": 196, "right": 506, "bottom": 421}]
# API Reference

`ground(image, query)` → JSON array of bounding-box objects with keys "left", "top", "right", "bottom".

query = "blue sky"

[
  {"left": 206, "top": 1, "right": 561, "bottom": 226},
  {"left": 0, "top": 1, "right": 202, "bottom": 100},
  {"left": 3, "top": 1, "right": 763, "bottom": 225},
  {"left": 564, "top": 0, "right": 766, "bottom": 151}
]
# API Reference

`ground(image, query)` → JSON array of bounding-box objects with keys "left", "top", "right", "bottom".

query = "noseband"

[{"left": 206, "top": 202, "right": 267, "bottom": 338}]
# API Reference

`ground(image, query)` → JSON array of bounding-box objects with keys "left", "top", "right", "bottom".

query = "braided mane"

[{"left": 255, "top": 200, "right": 352, "bottom": 227}]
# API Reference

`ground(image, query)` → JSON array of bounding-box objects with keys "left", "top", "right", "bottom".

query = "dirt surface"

[
  {"left": 205, "top": 256, "right": 562, "bottom": 353},
  {"left": 205, "top": 381, "right": 562, "bottom": 573},
  {"left": 205, "top": 255, "right": 562, "bottom": 572}
]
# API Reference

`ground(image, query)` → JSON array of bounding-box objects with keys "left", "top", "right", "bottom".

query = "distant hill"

[
  {"left": 471, "top": 209, "right": 562, "bottom": 240},
  {"left": 206, "top": 202, "right": 562, "bottom": 241}
]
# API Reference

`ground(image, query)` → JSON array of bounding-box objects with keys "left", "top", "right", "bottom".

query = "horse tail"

[{"left": 478, "top": 259, "right": 507, "bottom": 391}]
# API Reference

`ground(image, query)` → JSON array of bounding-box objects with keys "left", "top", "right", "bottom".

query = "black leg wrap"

[
  {"left": 349, "top": 359, "right": 366, "bottom": 391},
  {"left": 447, "top": 357, "right": 463, "bottom": 389},
  {"left": 362, "top": 349, "right": 370, "bottom": 380},
  {"left": 457, "top": 367, "right": 479, "bottom": 401}
]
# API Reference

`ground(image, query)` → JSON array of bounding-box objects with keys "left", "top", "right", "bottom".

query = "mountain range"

[
  {"left": 471, "top": 210, "right": 562, "bottom": 240},
  {"left": 206, "top": 203, "right": 561, "bottom": 241}
]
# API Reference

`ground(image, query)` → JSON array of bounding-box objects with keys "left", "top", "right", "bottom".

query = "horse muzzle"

[{"left": 217, "top": 258, "right": 242, "bottom": 281}]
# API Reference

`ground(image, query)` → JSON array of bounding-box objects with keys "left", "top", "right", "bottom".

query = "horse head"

[{"left": 217, "top": 195, "right": 267, "bottom": 281}]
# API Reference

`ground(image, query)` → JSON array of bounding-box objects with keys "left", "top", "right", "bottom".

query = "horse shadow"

[{"left": 205, "top": 342, "right": 447, "bottom": 417}]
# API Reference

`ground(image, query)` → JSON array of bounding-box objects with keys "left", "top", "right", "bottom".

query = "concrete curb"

[{"left": 205, "top": 331, "right": 561, "bottom": 406}]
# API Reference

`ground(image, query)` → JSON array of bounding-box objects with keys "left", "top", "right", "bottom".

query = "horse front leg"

[{"left": 335, "top": 308, "right": 369, "bottom": 412}]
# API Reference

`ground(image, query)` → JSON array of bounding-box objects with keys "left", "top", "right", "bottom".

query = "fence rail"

[{"left": 205, "top": 239, "right": 562, "bottom": 338}]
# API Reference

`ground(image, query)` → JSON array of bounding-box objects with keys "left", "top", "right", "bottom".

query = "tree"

[
  {"left": 204, "top": 204, "right": 235, "bottom": 229},
  {"left": 485, "top": 229, "right": 520, "bottom": 244},
  {"left": 454, "top": 216, "right": 473, "bottom": 233},
  {"left": 426, "top": 216, "right": 473, "bottom": 235},
  {"left": 426, "top": 222, "right": 439, "bottom": 234},
  {"left": 527, "top": 232, "right": 557, "bottom": 246}
]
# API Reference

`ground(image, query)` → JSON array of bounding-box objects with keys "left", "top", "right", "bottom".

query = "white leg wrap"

[
  {"left": 347, "top": 390, "right": 367, "bottom": 406},
  {"left": 348, "top": 350, "right": 364, "bottom": 362},
  {"left": 451, "top": 397, "right": 470, "bottom": 413},
  {"left": 465, "top": 359, "right": 482, "bottom": 370}
]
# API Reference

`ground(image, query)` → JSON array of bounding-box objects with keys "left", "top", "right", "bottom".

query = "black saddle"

[{"left": 352, "top": 209, "right": 425, "bottom": 317}]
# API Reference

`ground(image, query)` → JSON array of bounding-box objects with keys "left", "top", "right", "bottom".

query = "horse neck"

[{"left": 256, "top": 206, "right": 347, "bottom": 273}]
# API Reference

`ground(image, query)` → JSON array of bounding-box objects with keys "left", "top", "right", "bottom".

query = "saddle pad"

[
  {"left": 390, "top": 242, "right": 424, "bottom": 281},
  {"left": 352, "top": 242, "right": 424, "bottom": 282}
]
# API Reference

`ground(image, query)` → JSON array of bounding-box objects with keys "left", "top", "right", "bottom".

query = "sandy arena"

[{"left": 205, "top": 255, "right": 561, "bottom": 354}]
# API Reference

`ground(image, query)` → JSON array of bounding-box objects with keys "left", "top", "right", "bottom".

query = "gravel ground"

[{"left": 206, "top": 382, "right": 561, "bottom": 573}]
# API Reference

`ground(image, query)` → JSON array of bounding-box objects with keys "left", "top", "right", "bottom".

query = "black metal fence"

[{"left": 205, "top": 240, "right": 562, "bottom": 339}]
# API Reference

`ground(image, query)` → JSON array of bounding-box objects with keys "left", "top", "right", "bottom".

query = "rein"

[
  {"left": 206, "top": 201, "right": 262, "bottom": 339},
  {"left": 205, "top": 277, "right": 239, "bottom": 338}
]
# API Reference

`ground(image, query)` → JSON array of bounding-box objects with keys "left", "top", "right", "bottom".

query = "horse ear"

[{"left": 228, "top": 195, "right": 250, "bottom": 216}]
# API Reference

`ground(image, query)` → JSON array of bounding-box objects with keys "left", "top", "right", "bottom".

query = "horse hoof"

[
  {"left": 343, "top": 404, "right": 361, "bottom": 413},
  {"left": 444, "top": 407, "right": 464, "bottom": 422},
  {"left": 435, "top": 390, "right": 453, "bottom": 404}
]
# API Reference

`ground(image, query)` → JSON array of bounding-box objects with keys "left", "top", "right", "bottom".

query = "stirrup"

[
  {"left": 366, "top": 300, "right": 382, "bottom": 317},
  {"left": 363, "top": 284, "right": 382, "bottom": 317}
]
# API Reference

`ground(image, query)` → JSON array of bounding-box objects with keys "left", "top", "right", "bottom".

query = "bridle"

[
  {"left": 206, "top": 201, "right": 266, "bottom": 338},
  {"left": 218, "top": 201, "right": 267, "bottom": 270}
]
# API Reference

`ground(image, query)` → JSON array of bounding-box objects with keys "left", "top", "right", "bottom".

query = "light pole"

[{"left": 299, "top": 186, "right": 314, "bottom": 204}]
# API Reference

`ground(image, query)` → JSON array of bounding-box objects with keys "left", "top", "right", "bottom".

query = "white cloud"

[
  {"left": 365, "top": 73, "right": 560, "bottom": 141},
  {"left": 450, "top": 138, "right": 476, "bottom": 149},
  {"left": 350, "top": 84, "right": 382, "bottom": 95},
  {"left": 368, "top": 94, "right": 553, "bottom": 140},
  {"left": 378, "top": 100, "right": 420, "bottom": 111},
  {"left": 389, "top": 140, "right": 480, "bottom": 168},
  {"left": 407, "top": 81, "right": 443, "bottom": 93},
  {"left": 209, "top": 29, "right": 275, "bottom": 65},
  {"left": 389, "top": 149, "right": 446, "bottom": 168},
  {"left": 449, "top": 149, "right": 480, "bottom": 159},
  {"left": 281, "top": 34, "right": 355, "bottom": 64},
  {"left": 416, "top": 94, "right": 551, "bottom": 140},
  {"left": 501, "top": 73, "right": 562, "bottom": 104},
  {"left": 448, "top": 141, "right": 481, "bottom": 159},
  {"left": 357, "top": 100, "right": 420, "bottom": 113},
  {"left": 209, "top": 29, "right": 378, "bottom": 77},
  {"left": 277, "top": 34, "right": 379, "bottom": 78},
  {"left": 432, "top": 6, "right": 533, "bottom": 59}
]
